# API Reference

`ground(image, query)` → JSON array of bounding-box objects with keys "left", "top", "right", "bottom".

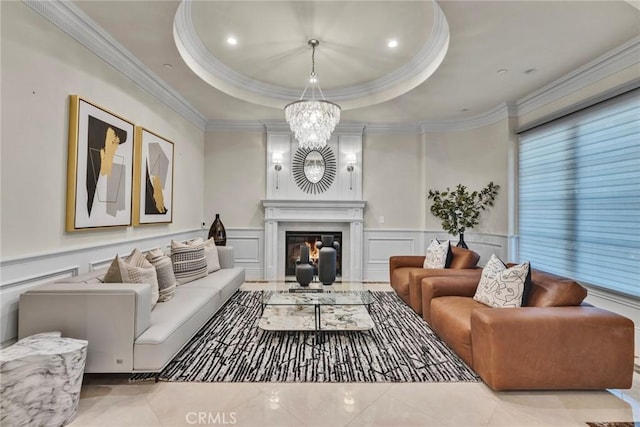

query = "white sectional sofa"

[{"left": 18, "top": 246, "right": 244, "bottom": 373}]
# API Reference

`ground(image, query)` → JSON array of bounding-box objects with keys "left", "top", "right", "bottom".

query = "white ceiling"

[{"left": 73, "top": 0, "right": 640, "bottom": 125}]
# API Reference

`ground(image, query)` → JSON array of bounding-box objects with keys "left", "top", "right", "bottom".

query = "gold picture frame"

[
  {"left": 66, "top": 95, "right": 135, "bottom": 231},
  {"left": 133, "top": 127, "right": 174, "bottom": 225}
]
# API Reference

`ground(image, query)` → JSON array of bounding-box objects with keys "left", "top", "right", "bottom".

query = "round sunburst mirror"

[{"left": 292, "top": 146, "right": 336, "bottom": 194}]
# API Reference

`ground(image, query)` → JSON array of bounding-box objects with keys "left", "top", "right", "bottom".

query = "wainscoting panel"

[
  {"left": 424, "top": 231, "right": 509, "bottom": 266},
  {"left": 226, "top": 228, "right": 263, "bottom": 281},
  {"left": 364, "top": 230, "right": 510, "bottom": 282},
  {"left": 363, "top": 230, "right": 426, "bottom": 282},
  {"left": 0, "top": 229, "right": 203, "bottom": 345}
]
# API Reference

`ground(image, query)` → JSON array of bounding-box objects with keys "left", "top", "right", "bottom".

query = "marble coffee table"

[{"left": 258, "top": 282, "right": 375, "bottom": 333}]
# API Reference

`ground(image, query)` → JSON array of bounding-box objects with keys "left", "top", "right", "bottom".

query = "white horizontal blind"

[{"left": 518, "top": 89, "right": 640, "bottom": 298}]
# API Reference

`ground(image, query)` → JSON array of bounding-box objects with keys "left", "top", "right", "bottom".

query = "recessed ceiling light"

[
  {"left": 163, "top": 63, "right": 173, "bottom": 70},
  {"left": 461, "top": 108, "right": 469, "bottom": 112},
  {"left": 387, "top": 40, "right": 398, "bottom": 48},
  {"left": 227, "top": 36, "right": 238, "bottom": 45},
  {"left": 524, "top": 68, "right": 538, "bottom": 75},
  {"left": 497, "top": 68, "right": 508, "bottom": 74}
]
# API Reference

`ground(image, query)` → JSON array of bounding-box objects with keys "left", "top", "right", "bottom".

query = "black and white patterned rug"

[{"left": 131, "top": 291, "right": 480, "bottom": 383}]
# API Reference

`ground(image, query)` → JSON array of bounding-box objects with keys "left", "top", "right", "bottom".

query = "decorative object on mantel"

[
  {"left": 317, "top": 235, "right": 340, "bottom": 285},
  {"left": 427, "top": 182, "right": 500, "bottom": 248},
  {"left": 0, "top": 331, "right": 87, "bottom": 427},
  {"left": 284, "top": 39, "right": 341, "bottom": 150},
  {"left": 292, "top": 145, "right": 336, "bottom": 194},
  {"left": 295, "top": 244, "right": 315, "bottom": 286},
  {"left": 208, "top": 213, "right": 227, "bottom": 246}
]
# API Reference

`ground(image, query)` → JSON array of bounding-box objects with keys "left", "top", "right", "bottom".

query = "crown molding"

[
  {"left": 259, "top": 122, "right": 365, "bottom": 135},
  {"left": 333, "top": 123, "right": 366, "bottom": 135},
  {"left": 207, "top": 103, "right": 516, "bottom": 135},
  {"left": 24, "top": 0, "right": 208, "bottom": 130},
  {"left": 363, "top": 123, "right": 422, "bottom": 135},
  {"left": 205, "top": 120, "right": 266, "bottom": 133},
  {"left": 419, "top": 102, "right": 517, "bottom": 133},
  {"left": 515, "top": 36, "right": 640, "bottom": 116}
]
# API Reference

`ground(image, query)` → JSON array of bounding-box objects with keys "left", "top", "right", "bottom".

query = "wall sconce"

[
  {"left": 272, "top": 152, "right": 283, "bottom": 190},
  {"left": 346, "top": 153, "right": 356, "bottom": 190}
]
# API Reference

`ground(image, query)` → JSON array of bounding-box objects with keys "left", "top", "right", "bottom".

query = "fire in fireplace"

[{"left": 285, "top": 231, "right": 342, "bottom": 277}]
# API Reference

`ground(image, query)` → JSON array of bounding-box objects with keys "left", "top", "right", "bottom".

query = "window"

[{"left": 518, "top": 89, "right": 640, "bottom": 298}]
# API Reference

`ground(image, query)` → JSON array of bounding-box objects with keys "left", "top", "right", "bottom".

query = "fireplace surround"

[{"left": 262, "top": 200, "right": 365, "bottom": 281}]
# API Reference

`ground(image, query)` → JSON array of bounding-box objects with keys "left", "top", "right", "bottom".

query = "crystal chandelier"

[{"left": 285, "top": 39, "right": 341, "bottom": 150}]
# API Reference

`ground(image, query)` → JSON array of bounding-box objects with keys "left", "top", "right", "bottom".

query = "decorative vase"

[
  {"left": 457, "top": 233, "right": 468, "bottom": 249},
  {"left": 295, "top": 245, "right": 314, "bottom": 286},
  {"left": 208, "top": 213, "right": 227, "bottom": 246},
  {"left": 316, "top": 235, "right": 340, "bottom": 285}
]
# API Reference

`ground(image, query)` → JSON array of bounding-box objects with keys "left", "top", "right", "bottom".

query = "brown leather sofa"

[
  {"left": 420, "top": 269, "right": 635, "bottom": 391},
  {"left": 389, "top": 247, "right": 482, "bottom": 315}
]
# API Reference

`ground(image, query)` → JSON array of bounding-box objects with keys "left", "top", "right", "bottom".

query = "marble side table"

[{"left": 1, "top": 331, "right": 88, "bottom": 427}]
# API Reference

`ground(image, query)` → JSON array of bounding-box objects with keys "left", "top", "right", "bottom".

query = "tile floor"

[{"left": 69, "top": 283, "right": 640, "bottom": 427}]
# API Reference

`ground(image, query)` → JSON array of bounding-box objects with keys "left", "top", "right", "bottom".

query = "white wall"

[
  {"left": 424, "top": 119, "right": 510, "bottom": 236},
  {"left": 203, "top": 131, "right": 266, "bottom": 229},
  {"left": 363, "top": 133, "right": 425, "bottom": 230},
  {"left": 0, "top": 2, "right": 206, "bottom": 343}
]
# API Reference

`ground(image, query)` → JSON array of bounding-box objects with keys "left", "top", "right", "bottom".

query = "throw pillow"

[
  {"left": 202, "top": 238, "right": 221, "bottom": 273},
  {"left": 473, "top": 254, "right": 531, "bottom": 308},
  {"left": 103, "top": 250, "right": 160, "bottom": 309},
  {"left": 171, "top": 240, "right": 208, "bottom": 285},
  {"left": 146, "top": 248, "right": 177, "bottom": 302},
  {"left": 188, "top": 237, "right": 221, "bottom": 273},
  {"left": 423, "top": 239, "right": 451, "bottom": 269}
]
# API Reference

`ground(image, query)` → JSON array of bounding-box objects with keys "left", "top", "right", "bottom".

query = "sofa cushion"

[
  {"left": 423, "top": 239, "right": 451, "bottom": 269},
  {"left": 526, "top": 270, "right": 587, "bottom": 307},
  {"left": 146, "top": 249, "right": 177, "bottom": 302},
  {"left": 430, "top": 296, "right": 485, "bottom": 367},
  {"left": 449, "top": 247, "right": 480, "bottom": 269},
  {"left": 171, "top": 240, "right": 208, "bottom": 285},
  {"left": 180, "top": 267, "right": 245, "bottom": 303},
  {"left": 473, "top": 254, "right": 530, "bottom": 308},
  {"left": 133, "top": 287, "right": 222, "bottom": 371}
]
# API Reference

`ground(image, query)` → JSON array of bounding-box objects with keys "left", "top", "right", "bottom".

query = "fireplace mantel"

[{"left": 262, "top": 199, "right": 366, "bottom": 281}]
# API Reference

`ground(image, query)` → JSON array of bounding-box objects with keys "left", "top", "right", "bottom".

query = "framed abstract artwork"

[
  {"left": 66, "top": 95, "right": 135, "bottom": 231},
  {"left": 133, "top": 127, "right": 174, "bottom": 225}
]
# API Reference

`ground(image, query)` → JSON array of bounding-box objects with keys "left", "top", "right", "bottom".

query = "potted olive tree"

[{"left": 427, "top": 182, "right": 500, "bottom": 248}]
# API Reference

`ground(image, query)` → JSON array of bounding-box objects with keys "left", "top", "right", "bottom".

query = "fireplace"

[{"left": 285, "top": 231, "right": 342, "bottom": 277}]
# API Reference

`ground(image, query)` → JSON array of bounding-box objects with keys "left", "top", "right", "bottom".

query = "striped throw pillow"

[
  {"left": 171, "top": 240, "right": 208, "bottom": 285},
  {"left": 146, "top": 248, "right": 177, "bottom": 302},
  {"left": 188, "top": 237, "right": 221, "bottom": 273}
]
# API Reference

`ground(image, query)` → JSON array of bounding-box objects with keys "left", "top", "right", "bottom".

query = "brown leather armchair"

[{"left": 389, "top": 246, "right": 482, "bottom": 315}]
